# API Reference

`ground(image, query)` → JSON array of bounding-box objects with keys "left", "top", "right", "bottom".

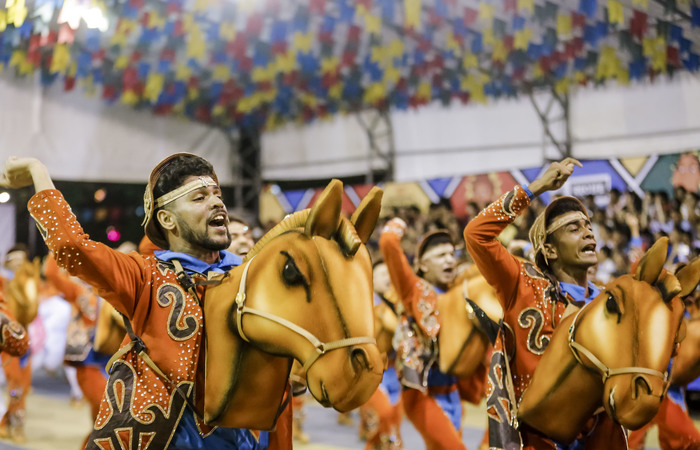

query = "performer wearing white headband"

[
  {"left": 0, "top": 154, "right": 290, "bottom": 449},
  {"left": 464, "top": 157, "right": 627, "bottom": 449}
]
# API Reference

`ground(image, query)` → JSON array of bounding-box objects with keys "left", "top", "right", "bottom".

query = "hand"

[
  {"left": 528, "top": 157, "right": 582, "bottom": 197},
  {"left": 382, "top": 218, "right": 407, "bottom": 238},
  {"left": 0, "top": 157, "right": 54, "bottom": 191},
  {"left": 1, "top": 157, "right": 40, "bottom": 188}
]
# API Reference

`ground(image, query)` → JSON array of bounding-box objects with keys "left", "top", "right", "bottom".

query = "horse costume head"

[
  {"left": 5, "top": 258, "right": 40, "bottom": 328},
  {"left": 519, "top": 237, "right": 700, "bottom": 443},
  {"left": 203, "top": 180, "right": 384, "bottom": 429}
]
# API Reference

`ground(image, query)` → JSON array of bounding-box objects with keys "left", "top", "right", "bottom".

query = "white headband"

[{"left": 154, "top": 176, "right": 218, "bottom": 209}]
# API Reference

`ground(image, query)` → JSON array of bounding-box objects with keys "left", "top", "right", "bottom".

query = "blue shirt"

[
  {"left": 161, "top": 250, "right": 268, "bottom": 450},
  {"left": 559, "top": 281, "right": 600, "bottom": 304}
]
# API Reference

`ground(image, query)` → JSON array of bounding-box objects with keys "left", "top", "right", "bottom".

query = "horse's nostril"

[
  {"left": 633, "top": 375, "right": 652, "bottom": 398},
  {"left": 351, "top": 347, "right": 370, "bottom": 373}
]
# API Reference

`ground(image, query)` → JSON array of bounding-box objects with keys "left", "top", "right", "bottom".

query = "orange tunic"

[
  {"left": 29, "top": 189, "right": 214, "bottom": 448},
  {"left": 464, "top": 185, "right": 567, "bottom": 400}
]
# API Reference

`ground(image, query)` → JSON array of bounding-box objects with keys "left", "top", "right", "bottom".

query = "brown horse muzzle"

[
  {"left": 604, "top": 374, "right": 665, "bottom": 430},
  {"left": 306, "top": 342, "right": 383, "bottom": 412}
]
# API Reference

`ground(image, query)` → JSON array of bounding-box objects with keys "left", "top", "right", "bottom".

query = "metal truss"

[
  {"left": 528, "top": 85, "right": 572, "bottom": 161},
  {"left": 356, "top": 108, "right": 396, "bottom": 184}
]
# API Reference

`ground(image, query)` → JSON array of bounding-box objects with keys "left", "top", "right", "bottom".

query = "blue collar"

[
  {"left": 559, "top": 281, "right": 600, "bottom": 304},
  {"left": 154, "top": 250, "right": 242, "bottom": 275}
]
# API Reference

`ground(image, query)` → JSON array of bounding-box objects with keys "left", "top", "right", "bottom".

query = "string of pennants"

[
  {"left": 1, "top": 0, "right": 699, "bottom": 131},
  {"left": 263, "top": 152, "right": 690, "bottom": 221}
]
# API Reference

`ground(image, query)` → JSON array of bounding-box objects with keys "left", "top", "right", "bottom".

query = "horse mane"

[{"left": 243, "top": 208, "right": 363, "bottom": 263}]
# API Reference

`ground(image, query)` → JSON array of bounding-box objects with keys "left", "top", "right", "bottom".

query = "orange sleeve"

[
  {"left": 464, "top": 185, "right": 531, "bottom": 311},
  {"left": 44, "top": 253, "right": 82, "bottom": 305},
  {"left": 0, "top": 292, "right": 29, "bottom": 357},
  {"left": 28, "top": 190, "right": 146, "bottom": 319},
  {"left": 379, "top": 228, "right": 419, "bottom": 312}
]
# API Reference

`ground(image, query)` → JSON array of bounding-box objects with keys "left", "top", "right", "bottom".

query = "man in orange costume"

[
  {"left": 0, "top": 245, "right": 37, "bottom": 443},
  {"left": 0, "top": 281, "right": 31, "bottom": 443},
  {"left": 379, "top": 224, "right": 463, "bottom": 450},
  {"left": 1, "top": 154, "right": 290, "bottom": 449},
  {"left": 359, "top": 260, "right": 403, "bottom": 449},
  {"left": 44, "top": 255, "right": 111, "bottom": 444},
  {"left": 464, "top": 158, "right": 625, "bottom": 449}
]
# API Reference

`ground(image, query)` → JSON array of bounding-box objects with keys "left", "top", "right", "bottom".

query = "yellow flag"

[
  {"left": 292, "top": 31, "right": 313, "bottom": 53},
  {"left": 363, "top": 83, "right": 386, "bottom": 104},
  {"left": 7, "top": 0, "right": 26, "bottom": 27},
  {"left": 608, "top": 0, "right": 624, "bottom": 25},
  {"left": 371, "top": 45, "right": 388, "bottom": 63},
  {"left": 463, "top": 53, "right": 478, "bottom": 69},
  {"left": 492, "top": 40, "right": 507, "bottom": 62},
  {"left": 483, "top": 27, "right": 495, "bottom": 46},
  {"left": 212, "top": 104, "right": 226, "bottom": 117},
  {"left": 144, "top": 73, "right": 164, "bottom": 102},
  {"left": 632, "top": 0, "right": 648, "bottom": 8},
  {"left": 50, "top": 44, "right": 70, "bottom": 74},
  {"left": 555, "top": 78, "right": 569, "bottom": 95},
  {"left": 416, "top": 81, "right": 431, "bottom": 101},
  {"left": 617, "top": 63, "right": 629, "bottom": 85},
  {"left": 518, "top": 0, "right": 534, "bottom": 14},
  {"left": 328, "top": 83, "right": 343, "bottom": 100},
  {"left": 405, "top": 0, "right": 421, "bottom": 29},
  {"left": 321, "top": 57, "right": 339, "bottom": 74},
  {"left": 0, "top": 10, "right": 6, "bottom": 32},
  {"left": 252, "top": 65, "right": 276, "bottom": 83},
  {"left": 514, "top": 29, "right": 532, "bottom": 50},
  {"left": 364, "top": 10, "right": 381, "bottom": 35},
  {"left": 67, "top": 61, "right": 77, "bottom": 77},
  {"left": 183, "top": 13, "right": 196, "bottom": 32},
  {"left": 274, "top": 50, "right": 296, "bottom": 74},
  {"left": 220, "top": 22, "right": 235, "bottom": 41},
  {"left": 557, "top": 13, "right": 572, "bottom": 37},
  {"left": 121, "top": 90, "right": 139, "bottom": 105},
  {"left": 532, "top": 63, "right": 544, "bottom": 79},
  {"left": 212, "top": 64, "right": 230, "bottom": 82},
  {"left": 147, "top": 11, "right": 165, "bottom": 29},
  {"left": 114, "top": 55, "right": 129, "bottom": 70},
  {"left": 187, "top": 28, "right": 206, "bottom": 61},
  {"left": 387, "top": 40, "right": 404, "bottom": 58},
  {"left": 9, "top": 50, "right": 25, "bottom": 68},
  {"left": 479, "top": 2, "right": 493, "bottom": 21},
  {"left": 383, "top": 65, "right": 401, "bottom": 84},
  {"left": 188, "top": 86, "right": 199, "bottom": 101}
]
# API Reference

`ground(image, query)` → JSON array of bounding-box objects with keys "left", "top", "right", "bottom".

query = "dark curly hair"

[{"left": 153, "top": 154, "right": 215, "bottom": 201}]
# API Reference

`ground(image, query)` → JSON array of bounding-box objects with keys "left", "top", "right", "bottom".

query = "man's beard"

[{"left": 179, "top": 219, "right": 231, "bottom": 252}]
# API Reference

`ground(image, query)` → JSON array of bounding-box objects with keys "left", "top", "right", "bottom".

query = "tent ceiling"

[{"left": 0, "top": 0, "right": 698, "bottom": 133}]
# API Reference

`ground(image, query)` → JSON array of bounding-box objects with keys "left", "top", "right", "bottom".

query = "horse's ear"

[
  {"left": 305, "top": 179, "right": 343, "bottom": 239},
  {"left": 676, "top": 257, "right": 700, "bottom": 297},
  {"left": 634, "top": 237, "right": 668, "bottom": 284},
  {"left": 351, "top": 187, "right": 383, "bottom": 244}
]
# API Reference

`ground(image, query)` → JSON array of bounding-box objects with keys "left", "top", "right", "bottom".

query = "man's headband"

[
  {"left": 141, "top": 176, "right": 218, "bottom": 226},
  {"left": 545, "top": 211, "right": 589, "bottom": 236}
]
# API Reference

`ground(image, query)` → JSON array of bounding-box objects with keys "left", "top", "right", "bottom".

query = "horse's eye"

[
  {"left": 605, "top": 293, "right": 620, "bottom": 315},
  {"left": 282, "top": 259, "right": 305, "bottom": 286}
]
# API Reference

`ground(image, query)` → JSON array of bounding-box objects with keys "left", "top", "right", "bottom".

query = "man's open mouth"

[
  {"left": 581, "top": 243, "right": 597, "bottom": 255},
  {"left": 209, "top": 212, "right": 227, "bottom": 230}
]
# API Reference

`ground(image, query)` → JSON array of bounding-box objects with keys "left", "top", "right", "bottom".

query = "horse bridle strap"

[
  {"left": 234, "top": 257, "right": 376, "bottom": 372},
  {"left": 568, "top": 302, "right": 668, "bottom": 386}
]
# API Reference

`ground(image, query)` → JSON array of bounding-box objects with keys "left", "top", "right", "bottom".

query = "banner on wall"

[{"left": 260, "top": 151, "right": 699, "bottom": 223}]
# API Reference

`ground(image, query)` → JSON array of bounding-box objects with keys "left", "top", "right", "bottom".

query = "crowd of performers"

[{"left": 0, "top": 153, "right": 699, "bottom": 449}]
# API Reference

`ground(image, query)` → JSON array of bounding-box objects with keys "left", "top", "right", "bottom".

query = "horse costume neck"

[
  {"left": 234, "top": 256, "right": 376, "bottom": 372},
  {"left": 567, "top": 300, "right": 669, "bottom": 390}
]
